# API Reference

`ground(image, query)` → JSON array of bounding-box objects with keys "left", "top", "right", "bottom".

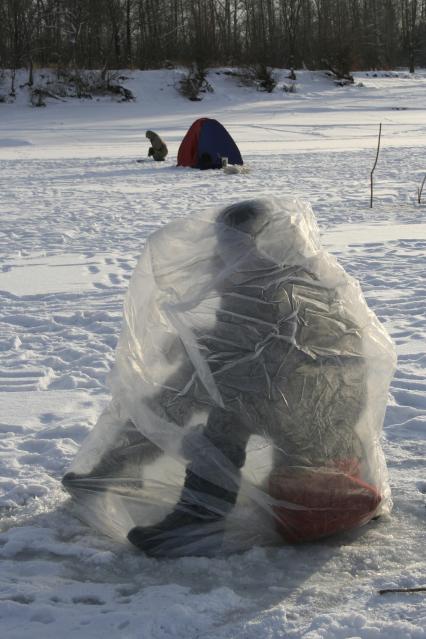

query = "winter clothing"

[{"left": 146, "top": 130, "right": 168, "bottom": 161}]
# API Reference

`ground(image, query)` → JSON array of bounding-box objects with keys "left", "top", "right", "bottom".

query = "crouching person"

[
  {"left": 146, "top": 130, "right": 168, "bottom": 161},
  {"left": 62, "top": 198, "right": 395, "bottom": 557}
]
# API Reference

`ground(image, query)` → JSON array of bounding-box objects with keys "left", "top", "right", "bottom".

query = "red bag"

[{"left": 269, "top": 463, "right": 381, "bottom": 543}]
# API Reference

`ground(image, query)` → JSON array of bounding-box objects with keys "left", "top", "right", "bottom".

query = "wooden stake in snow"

[
  {"left": 370, "top": 123, "right": 382, "bottom": 208},
  {"left": 417, "top": 174, "right": 426, "bottom": 204}
]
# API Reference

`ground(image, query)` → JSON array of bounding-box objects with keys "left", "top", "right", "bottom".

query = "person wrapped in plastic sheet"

[{"left": 62, "top": 197, "right": 396, "bottom": 557}]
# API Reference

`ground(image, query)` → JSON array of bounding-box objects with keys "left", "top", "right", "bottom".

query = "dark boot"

[
  {"left": 127, "top": 409, "right": 249, "bottom": 556},
  {"left": 127, "top": 469, "right": 239, "bottom": 556},
  {"left": 128, "top": 508, "right": 220, "bottom": 557}
]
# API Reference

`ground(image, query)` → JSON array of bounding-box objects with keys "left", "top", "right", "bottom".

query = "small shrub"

[
  {"left": 283, "top": 82, "right": 297, "bottom": 93},
  {"left": 48, "top": 69, "right": 135, "bottom": 101},
  {"left": 0, "top": 71, "right": 13, "bottom": 103},
  {"left": 238, "top": 64, "right": 276, "bottom": 93},
  {"left": 323, "top": 53, "right": 354, "bottom": 86},
  {"left": 30, "top": 88, "right": 47, "bottom": 107},
  {"left": 178, "top": 63, "right": 213, "bottom": 101}
]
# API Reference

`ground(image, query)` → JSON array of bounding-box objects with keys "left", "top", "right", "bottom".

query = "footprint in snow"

[
  {"left": 39, "top": 412, "right": 57, "bottom": 424},
  {"left": 108, "top": 273, "right": 121, "bottom": 285},
  {"left": 87, "top": 264, "right": 100, "bottom": 274}
]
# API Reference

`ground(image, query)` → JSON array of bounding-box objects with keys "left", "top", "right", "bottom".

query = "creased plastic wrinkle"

[{"left": 62, "top": 197, "right": 397, "bottom": 557}]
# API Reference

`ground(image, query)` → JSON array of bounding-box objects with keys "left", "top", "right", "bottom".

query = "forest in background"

[{"left": 1, "top": 0, "right": 426, "bottom": 80}]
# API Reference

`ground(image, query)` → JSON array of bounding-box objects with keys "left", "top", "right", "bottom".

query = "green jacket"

[{"left": 146, "top": 130, "right": 168, "bottom": 161}]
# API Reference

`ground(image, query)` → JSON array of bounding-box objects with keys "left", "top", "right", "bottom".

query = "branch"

[
  {"left": 370, "top": 123, "right": 382, "bottom": 208},
  {"left": 417, "top": 174, "right": 426, "bottom": 204}
]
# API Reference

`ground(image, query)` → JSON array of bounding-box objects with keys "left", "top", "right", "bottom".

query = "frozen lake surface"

[{"left": 0, "top": 69, "right": 425, "bottom": 638}]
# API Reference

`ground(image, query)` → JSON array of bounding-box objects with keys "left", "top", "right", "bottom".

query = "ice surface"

[{"left": 0, "top": 68, "right": 425, "bottom": 638}]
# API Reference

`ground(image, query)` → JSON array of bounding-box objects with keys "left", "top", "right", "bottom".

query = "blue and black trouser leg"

[{"left": 176, "top": 407, "right": 250, "bottom": 520}]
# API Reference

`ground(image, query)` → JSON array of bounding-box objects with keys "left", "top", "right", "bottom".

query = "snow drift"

[{"left": 62, "top": 197, "right": 396, "bottom": 557}]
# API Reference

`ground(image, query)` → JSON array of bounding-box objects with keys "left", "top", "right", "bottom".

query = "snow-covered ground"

[{"left": 0, "top": 69, "right": 425, "bottom": 638}]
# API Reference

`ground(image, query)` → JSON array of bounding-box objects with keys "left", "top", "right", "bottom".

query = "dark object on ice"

[
  {"left": 199, "top": 152, "right": 214, "bottom": 170},
  {"left": 379, "top": 586, "right": 426, "bottom": 595},
  {"left": 62, "top": 197, "right": 395, "bottom": 557},
  {"left": 177, "top": 118, "right": 243, "bottom": 169},
  {"left": 146, "top": 130, "right": 168, "bottom": 161}
]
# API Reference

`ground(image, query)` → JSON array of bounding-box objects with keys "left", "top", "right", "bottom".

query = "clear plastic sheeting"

[{"left": 62, "top": 197, "right": 396, "bottom": 557}]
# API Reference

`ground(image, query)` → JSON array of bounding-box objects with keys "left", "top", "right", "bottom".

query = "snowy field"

[{"left": 0, "top": 69, "right": 425, "bottom": 638}]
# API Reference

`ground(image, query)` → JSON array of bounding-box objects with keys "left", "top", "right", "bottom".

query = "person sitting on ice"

[
  {"left": 146, "top": 130, "right": 168, "bottom": 161},
  {"left": 62, "top": 198, "right": 394, "bottom": 558}
]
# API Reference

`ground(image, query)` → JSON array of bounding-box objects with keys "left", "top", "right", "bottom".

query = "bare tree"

[
  {"left": 401, "top": 0, "right": 420, "bottom": 72},
  {"left": 1, "top": 0, "right": 426, "bottom": 79}
]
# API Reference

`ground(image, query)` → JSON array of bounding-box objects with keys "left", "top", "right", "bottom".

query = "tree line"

[{"left": 1, "top": 0, "right": 425, "bottom": 78}]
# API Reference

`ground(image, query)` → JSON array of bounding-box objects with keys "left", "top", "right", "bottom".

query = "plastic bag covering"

[{"left": 63, "top": 197, "right": 396, "bottom": 557}]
